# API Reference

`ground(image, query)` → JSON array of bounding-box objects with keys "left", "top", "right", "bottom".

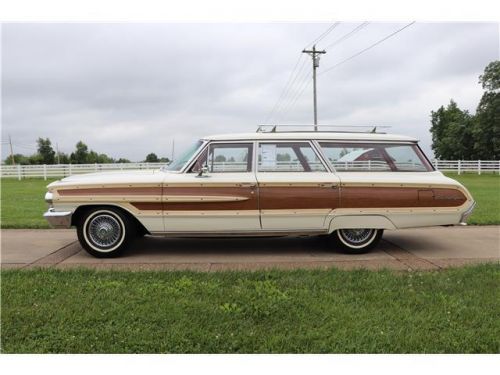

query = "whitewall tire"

[
  {"left": 330, "top": 229, "right": 383, "bottom": 254},
  {"left": 77, "top": 207, "right": 136, "bottom": 258}
]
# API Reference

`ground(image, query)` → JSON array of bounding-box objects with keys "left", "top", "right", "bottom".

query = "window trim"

[
  {"left": 185, "top": 140, "right": 255, "bottom": 174},
  {"left": 256, "top": 140, "right": 329, "bottom": 173}
]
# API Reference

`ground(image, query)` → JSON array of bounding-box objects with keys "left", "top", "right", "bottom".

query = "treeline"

[
  {"left": 3, "top": 139, "right": 170, "bottom": 165},
  {"left": 430, "top": 60, "right": 499, "bottom": 160}
]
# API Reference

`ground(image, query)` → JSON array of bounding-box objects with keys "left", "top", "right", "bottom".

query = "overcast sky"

[{"left": 1, "top": 22, "right": 498, "bottom": 161}]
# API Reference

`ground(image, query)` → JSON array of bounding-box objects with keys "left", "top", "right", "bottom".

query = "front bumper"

[
  {"left": 43, "top": 208, "right": 73, "bottom": 228},
  {"left": 459, "top": 200, "right": 476, "bottom": 225}
]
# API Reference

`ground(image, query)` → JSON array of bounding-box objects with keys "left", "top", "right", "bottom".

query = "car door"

[
  {"left": 162, "top": 142, "right": 260, "bottom": 232},
  {"left": 256, "top": 141, "right": 340, "bottom": 231}
]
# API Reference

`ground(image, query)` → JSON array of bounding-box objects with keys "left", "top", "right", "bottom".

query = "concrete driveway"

[{"left": 1, "top": 226, "right": 499, "bottom": 271}]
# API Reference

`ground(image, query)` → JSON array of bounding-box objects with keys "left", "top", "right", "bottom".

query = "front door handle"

[{"left": 320, "top": 183, "right": 339, "bottom": 189}]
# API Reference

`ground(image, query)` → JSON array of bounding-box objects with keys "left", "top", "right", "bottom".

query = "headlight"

[{"left": 45, "top": 192, "right": 54, "bottom": 204}]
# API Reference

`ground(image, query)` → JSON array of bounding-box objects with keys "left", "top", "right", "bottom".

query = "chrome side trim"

[
  {"left": 43, "top": 208, "right": 73, "bottom": 228},
  {"left": 148, "top": 229, "right": 328, "bottom": 237}
]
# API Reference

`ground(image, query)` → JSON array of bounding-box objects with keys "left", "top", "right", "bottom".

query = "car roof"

[{"left": 202, "top": 132, "right": 419, "bottom": 142}]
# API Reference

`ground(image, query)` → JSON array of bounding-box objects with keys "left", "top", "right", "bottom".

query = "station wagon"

[{"left": 44, "top": 126, "right": 475, "bottom": 257}]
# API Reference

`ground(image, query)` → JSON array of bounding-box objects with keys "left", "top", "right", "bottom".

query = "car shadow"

[{"left": 124, "top": 235, "right": 331, "bottom": 257}]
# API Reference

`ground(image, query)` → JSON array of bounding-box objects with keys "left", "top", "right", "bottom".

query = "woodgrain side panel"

[
  {"left": 259, "top": 186, "right": 340, "bottom": 210},
  {"left": 340, "top": 187, "right": 467, "bottom": 208}
]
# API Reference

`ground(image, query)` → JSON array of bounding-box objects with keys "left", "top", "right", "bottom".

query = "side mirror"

[{"left": 197, "top": 165, "right": 209, "bottom": 177}]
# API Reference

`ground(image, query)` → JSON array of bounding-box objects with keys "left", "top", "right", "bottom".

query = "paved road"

[{"left": 1, "top": 226, "right": 499, "bottom": 271}]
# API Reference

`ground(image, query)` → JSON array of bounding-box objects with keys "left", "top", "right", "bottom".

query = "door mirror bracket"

[{"left": 197, "top": 165, "right": 209, "bottom": 178}]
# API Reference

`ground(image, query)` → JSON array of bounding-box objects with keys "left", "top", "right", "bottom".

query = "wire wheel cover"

[
  {"left": 87, "top": 214, "right": 122, "bottom": 248},
  {"left": 339, "top": 229, "right": 375, "bottom": 245}
]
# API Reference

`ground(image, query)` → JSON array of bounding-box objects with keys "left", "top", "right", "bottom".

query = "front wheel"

[
  {"left": 77, "top": 207, "right": 136, "bottom": 258},
  {"left": 330, "top": 228, "right": 383, "bottom": 254}
]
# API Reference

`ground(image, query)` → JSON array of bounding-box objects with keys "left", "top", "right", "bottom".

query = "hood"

[{"left": 47, "top": 169, "right": 163, "bottom": 188}]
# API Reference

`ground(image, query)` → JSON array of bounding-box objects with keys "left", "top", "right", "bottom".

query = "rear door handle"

[
  {"left": 320, "top": 183, "right": 338, "bottom": 189},
  {"left": 240, "top": 183, "right": 257, "bottom": 188}
]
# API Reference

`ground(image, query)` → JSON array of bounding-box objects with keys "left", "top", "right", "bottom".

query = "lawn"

[
  {"left": 1, "top": 265, "right": 499, "bottom": 353},
  {"left": 1, "top": 178, "right": 57, "bottom": 228},
  {"left": 445, "top": 173, "right": 500, "bottom": 225},
  {"left": 1, "top": 173, "right": 498, "bottom": 228}
]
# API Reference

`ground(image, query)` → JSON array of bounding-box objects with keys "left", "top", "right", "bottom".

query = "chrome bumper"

[
  {"left": 43, "top": 208, "right": 73, "bottom": 228},
  {"left": 459, "top": 201, "right": 476, "bottom": 225}
]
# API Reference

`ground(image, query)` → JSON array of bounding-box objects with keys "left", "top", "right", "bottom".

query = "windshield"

[{"left": 164, "top": 140, "right": 204, "bottom": 172}]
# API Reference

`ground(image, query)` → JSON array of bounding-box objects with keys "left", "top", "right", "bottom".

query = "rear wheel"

[
  {"left": 330, "top": 228, "right": 383, "bottom": 254},
  {"left": 77, "top": 207, "right": 136, "bottom": 258}
]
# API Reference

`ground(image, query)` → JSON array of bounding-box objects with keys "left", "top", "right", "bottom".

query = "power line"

[
  {"left": 276, "top": 67, "right": 313, "bottom": 123},
  {"left": 323, "top": 22, "right": 370, "bottom": 49},
  {"left": 264, "top": 53, "right": 306, "bottom": 124},
  {"left": 320, "top": 22, "right": 416, "bottom": 76},
  {"left": 304, "top": 22, "right": 340, "bottom": 48},
  {"left": 264, "top": 22, "right": 340, "bottom": 124},
  {"left": 272, "top": 57, "right": 310, "bottom": 119},
  {"left": 274, "top": 64, "right": 312, "bottom": 121}
]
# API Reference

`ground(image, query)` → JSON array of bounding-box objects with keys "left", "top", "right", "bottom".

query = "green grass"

[
  {"left": 444, "top": 173, "right": 500, "bottom": 225},
  {"left": 1, "top": 265, "right": 499, "bottom": 353},
  {"left": 0, "top": 174, "right": 498, "bottom": 228},
  {"left": 1, "top": 178, "right": 57, "bottom": 228}
]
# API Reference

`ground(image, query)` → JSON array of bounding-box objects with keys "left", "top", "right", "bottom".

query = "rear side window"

[
  {"left": 258, "top": 142, "right": 327, "bottom": 172},
  {"left": 319, "top": 142, "right": 433, "bottom": 172}
]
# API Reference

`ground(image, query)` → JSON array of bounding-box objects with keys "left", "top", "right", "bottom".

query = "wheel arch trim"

[{"left": 328, "top": 215, "right": 396, "bottom": 233}]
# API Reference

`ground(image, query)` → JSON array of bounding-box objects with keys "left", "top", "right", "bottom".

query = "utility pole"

[
  {"left": 8, "top": 134, "right": 15, "bottom": 166},
  {"left": 56, "top": 142, "right": 60, "bottom": 164},
  {"left": 302, "top": 45, "right": 326, "bottom": 131},
  {"left": 171, "top": 139, "right": 175, "bottom": 161}
]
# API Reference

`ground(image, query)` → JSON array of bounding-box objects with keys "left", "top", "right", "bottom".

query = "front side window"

[
  {"left": 258, "top": 142, "right": 327, "bottom": 172},
  {"left": 164, "top": 140, "right": 204, "bottom": 172},
  {"left": 189, "top": 143, "right": 253, "bottom": 173},
  {"left": 319, "top": 142, "right": 432, "bottom": 172}
]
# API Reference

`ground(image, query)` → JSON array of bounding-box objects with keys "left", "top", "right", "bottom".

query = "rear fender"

[{"left": 328, "top": 215, "right": 396, "bottom": 233}]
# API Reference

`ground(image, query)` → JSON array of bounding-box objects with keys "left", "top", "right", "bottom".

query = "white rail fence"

[{"left": 0, "top": 160, "right": 498, "bottom": 180}]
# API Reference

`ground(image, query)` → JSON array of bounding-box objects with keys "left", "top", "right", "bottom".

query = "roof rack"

[{"left": 256, "top": 124, "right": 391, "bottom": 134}]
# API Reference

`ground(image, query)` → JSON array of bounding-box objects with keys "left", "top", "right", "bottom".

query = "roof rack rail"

[{"left": 256, "top": 124, "right": 391, "bottom": 134}]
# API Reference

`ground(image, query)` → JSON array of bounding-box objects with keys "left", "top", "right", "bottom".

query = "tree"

[
  {"left": 116, "top": 158, "right": 131, "bottom": 163},
  {"left": 214, "top": 155, "right": 226, "bottom": 162},
  {"left": 145, "top": 153, "right": 159, "bottom": 163},
  {"left": 472, "top": 61, "right": 500, "bottom": 159},
  {"left": 276, "top": 153, "right": 291, "bottom": 162},
  {"left": 479, "top": 60, "right": 500, "bottom": 91},
  {"left": 159, "top": 157, "right": 170, "bottom": 163},
  {"left": 36, "top": 138, "right": 56, "bottom": 164},
  {"left": 430, "top": 100, "right": 475, "bottom": 159},
  {"left": 58, "top": 152, "right": 70, "bottom": 164},
  {"left": 70, "top": 141, "right": 89, "bottom": 164},
  {"left": 430, "top": 60, "right": 499, "bottom": 160},
  {"left": 3, "top": 154, "right": 30, "bottom": 165}
]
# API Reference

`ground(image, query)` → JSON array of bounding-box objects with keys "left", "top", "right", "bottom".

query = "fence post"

[
  {"left": 95, "top": 163, "right": 98, "bottom": 172},
  {"left": 17, "top": 164, "right": 22, "bottom": 180},
  {"left": 458, "top": 160, "right": 461, "bottom": 175},
  {"left": 43, "top": 164, "right": 47, "bottom": 180},
  {"left": 478, "top": 160, "right": 481, "bottom": 175},
  {"left": 69, "top": 164, "right": 72, "bottom": 176}
]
